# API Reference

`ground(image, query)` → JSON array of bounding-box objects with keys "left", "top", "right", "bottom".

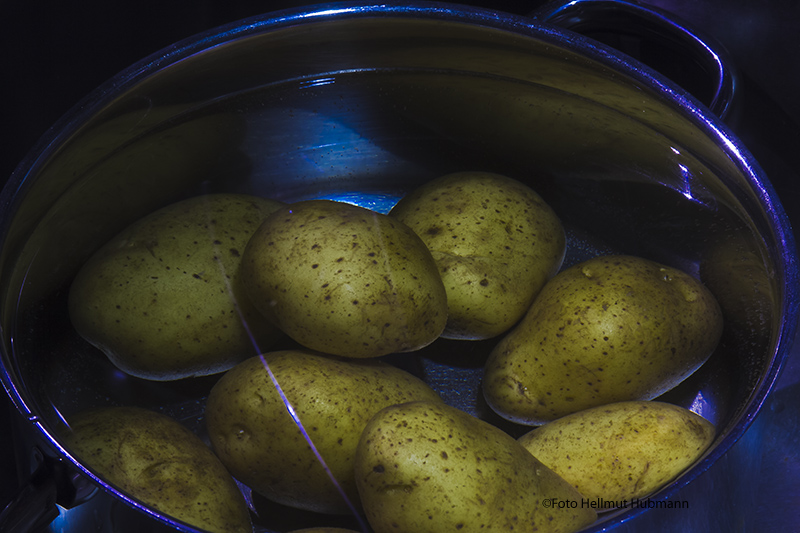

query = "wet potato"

[
  {"left": 205, "top": 349, "right": 443, "bottom": 514},
  {"left": 517, "top": 401, "right": 716, "bottom": 504},
  {"left": 390, "top": 171, "right": 566, "bottom": 340},
  {"left": 287, "top": 529, "right": 362, "bottom": 533},
  {"left": 483, "top": 254, "right": 723, "bottom": 425},
  {"left": 241, "top": 199, "right": 448, "bottom": 358},
  {"left": 354, "top": 400, "right": 597, "bottom": 533},
  {"left": 68, "top": 193, "right": 284, "bottom": 381},
  {"left": 64, "top": 406, "right": 252, "bottom": 533}
]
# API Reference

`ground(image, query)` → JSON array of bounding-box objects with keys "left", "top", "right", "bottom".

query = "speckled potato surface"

[
  {"left": 287, "top": 529, "right": 361, "bottom": 533},
  {"left": 390, "top": 171, "right": 565, "bottom": 340},
  {"left": 68, "top": 193, "right": 284, "bottom": 381},
  {"left": 483, "top": 255, "right": 723, "bottom": 425},
  {"left": 517, "top": 401, "right": 716, "bottom": 504},
  {"left": 241, "top": 199, "right": 448, "bottom": 358},
  {"left": 205, "top": 349, "right": 443, "bottom": 514},
  {"left": 64, "top": 406, "right": 251, "bottom": 533},
  {"left": 354, "top": 401, "right": 597, "bottom": 533}
]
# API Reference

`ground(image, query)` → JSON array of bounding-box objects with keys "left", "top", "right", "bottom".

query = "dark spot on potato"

[{"left": 426, "top": 226, "right": 442, "bottom": 236}]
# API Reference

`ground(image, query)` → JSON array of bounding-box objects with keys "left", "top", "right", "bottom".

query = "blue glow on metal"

[
  {"left": 316, "top": 192, "right": 403, "bottom": 214},
  {"left": 299, "top": 76, "right": 336, "bottom": 89},
  {"left": 48, "top": 505, "right": 70, "bottom": 530},
  {"left": 677, "top": 163, "right": 694, "bottom": 201},
  {"left": 689, "top": 390, "right": 713, "bottom": 420},
  {"left": 52, "top": 404, "right": 70, "bottom": 428}
]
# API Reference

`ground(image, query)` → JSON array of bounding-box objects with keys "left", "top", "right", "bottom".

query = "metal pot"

[{"left": 1, "top": 1, "right": 797, "bottom": 531}]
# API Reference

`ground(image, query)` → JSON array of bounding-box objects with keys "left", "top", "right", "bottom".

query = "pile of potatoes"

[{"left": 65, "top": 171, "right": 723, "bottom": 533}]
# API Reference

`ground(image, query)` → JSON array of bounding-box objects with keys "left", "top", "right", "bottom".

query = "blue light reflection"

[
  {"left": 678, "top": 163, "right": 695, "bottom": 201},
  {"left": 689, "top": 390, "right": 714, "bottom": 422},
  {"left": 299, "top": 77, "right": 336, "bottom": 90},
  {"left": 315, "top": 192, "right": 402, "bottom": 214}
]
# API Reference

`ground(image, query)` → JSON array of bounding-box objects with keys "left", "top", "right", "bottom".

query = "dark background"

[{"left": 2, "top": 0, "right": 800, "bottom": 530}]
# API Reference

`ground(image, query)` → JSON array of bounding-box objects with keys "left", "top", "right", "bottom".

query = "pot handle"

[
  {"left": 530, "top": 0, "right": 739, "bottom": 122},
  {"left": 0, "top": 459, "right": 60, "bottom": 532},
  {"left": 0, "top": 445, "right": 97, "bottom": 533}
]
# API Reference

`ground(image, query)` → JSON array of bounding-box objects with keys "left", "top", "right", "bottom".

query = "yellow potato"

[
  {"left": 287, "top": 529, "right": 361, "bottom": 533},
  {"left": 205, "top": 349, "right": 443, "bottom": 514},
  {"left": 241, "top": 199, "right": 447, "bottom": 358},
  {"left": 518, "top": 401, "right": 716, "bottom": 505},
  {"left": 64, "top": 406, "right": 251, "bottom": 533},
  {"left": 483, "top": 255, "right": 723, "bottom": 425},
  {"left": 355, "top": 401, "right": 597, "bottom": 533},
  {"left": 390, "top": 171, "right": 565, "bottom": 340},
  {"left": 68, "top": 193, "right": 284, "bottom": 380}
]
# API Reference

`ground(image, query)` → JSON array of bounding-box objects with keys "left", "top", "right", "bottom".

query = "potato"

[
  {"left": 240, "top": 199, "right": 448, "bottom": 358},
  {"left": 483, "top": 255, "right": 723, "bottom": 425},
  {"left": 63, "top": 406, "right": 251, "bottom": 533},
  {"left": 68, "top": 193, "right": 284, "bottom": 381},
  {"left": 205, "top": 349, "right": 443, "bottom": 514},
  {"left": 517, "top": 401, "right": 716, "bottom": 504},
  {"left": 287, "top": 530, "right": 361, "bottom": 533},
  {"left": 355, "top": 400, "right": 596, "bottom": 533},
  {"left": 390, "top": 171, "right": 565, "bottom": 340}
]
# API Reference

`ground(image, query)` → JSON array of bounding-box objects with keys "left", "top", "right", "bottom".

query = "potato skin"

[
  {"left": 287, "top": 529, "right": 361, "bottom": 533},
  {"left": 241, "top": 199, "right": 448, "bottom": 358},
  {"left": 64, "top": 407, "right": 251, "bottom": 533},
  {"left": 517, "top": 401, "right": 716, "bottom": 503},
  {"left": 355, "top": 401, "right": 596, "bottom": 533},
  {"left": 483, "top": 255, "right": 723, "bottom": 425},
  {"left": 68, "top": 193, "right": 284, "bottom": 380},
  {"left": 205, "top": 349, "right": 443, "bottom": 514},
  {"left": 391, "top": 171, "right": 565, "bottom": 340}
]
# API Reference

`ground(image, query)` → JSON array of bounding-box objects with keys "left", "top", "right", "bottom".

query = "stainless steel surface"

[
  {"left": 2, "top": 1, "right": 799, "bottom": 532},
  {"left": 532, "top": 0, "right": 739, "bottom": 121}
]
